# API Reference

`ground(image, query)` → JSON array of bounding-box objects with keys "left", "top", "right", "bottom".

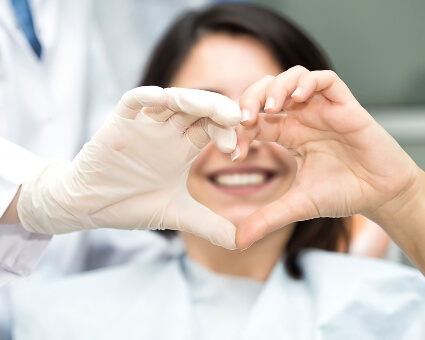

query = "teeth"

[{"left": 215, "top": 173, "right": 267, "bottom": 187}]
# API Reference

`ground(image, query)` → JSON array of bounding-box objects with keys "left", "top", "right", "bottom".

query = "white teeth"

[{"left": 215, "top": 173, "right": 267, "bottom": 187}]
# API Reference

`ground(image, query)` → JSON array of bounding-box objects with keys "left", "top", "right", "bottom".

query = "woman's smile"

[
  {"left": 170, "top": 33, "right": 297, "bottom": 225},
  {"left": 207, "top": 166, "right": 278, "bottom": 195}
]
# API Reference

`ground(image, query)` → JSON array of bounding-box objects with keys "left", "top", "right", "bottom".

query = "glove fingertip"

[
  {"left": 116, "top": 86, "right": 166, "bottom": 119},
  {"left": 209, "top": 125, "right": 237, "bottom": 154},
  {"left": 176, "top": 196, "right": 237, "bottom": 249},
  {"left": 206, "top": 221, "right": 237, "bottom": 250},
  {"left": 214, "top": 97, "right": 241, "bottom": 126},
  {"left": 135, "top": 86, "right": 167, "bottom": 106}
]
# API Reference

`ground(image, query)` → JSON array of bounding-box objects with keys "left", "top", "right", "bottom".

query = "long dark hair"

[{"left": 139, "top": 3, "right": 349, "bottom": 279}]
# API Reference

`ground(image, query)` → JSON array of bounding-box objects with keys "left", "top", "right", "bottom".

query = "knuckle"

[
  {"left": 323, "top": 69, "right": 337, "bottom": 79},
  {"left": 292, "top": 65, "right": 309, "bottom": 73},
  {"left": 261, "top": 74, "right": 275, "bottom": 82}
]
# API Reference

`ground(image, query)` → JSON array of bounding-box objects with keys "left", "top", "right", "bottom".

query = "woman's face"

[{"left": 171, "top": 33, "right": 297, "bottom": 227}]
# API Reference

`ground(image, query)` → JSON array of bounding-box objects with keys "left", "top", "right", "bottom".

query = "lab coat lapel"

[{"left": 240, "top": 261, "right": 315, "bottom": 340}]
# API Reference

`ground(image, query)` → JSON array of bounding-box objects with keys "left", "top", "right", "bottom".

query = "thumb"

[
  {"left": 236, "top": 186, "right": 319, "bottom": 249},
  {"left": 167, "top": 192, "right": 237, "bottom": 250}
]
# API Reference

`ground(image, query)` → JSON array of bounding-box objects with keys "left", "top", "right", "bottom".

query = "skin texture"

[{"left": 171, "top": 33, "right": 297, "bottom": 281}]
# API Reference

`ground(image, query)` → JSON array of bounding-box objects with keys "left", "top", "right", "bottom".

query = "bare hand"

[{"left": 234, "top": 66, "right": 419, "bottom": 249}]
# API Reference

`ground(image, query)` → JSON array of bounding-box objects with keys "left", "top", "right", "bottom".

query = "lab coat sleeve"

[{"left": 0, "top": 137, "right": 52, "bottom": 287}]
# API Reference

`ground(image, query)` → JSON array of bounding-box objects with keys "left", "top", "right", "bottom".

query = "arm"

[{"left": 370, "top": 169, "right": 425, "bottom": 270}]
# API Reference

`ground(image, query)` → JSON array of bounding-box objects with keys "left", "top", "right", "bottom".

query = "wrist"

[
  {"left": 368, "top": 165, "right": 425, "bottom": 269},
  {"left": 17, "top": 161, "right": 74, "bottom": 234},
  {"left": 371, "top": 165, "right": 424, "bottom": 224}
]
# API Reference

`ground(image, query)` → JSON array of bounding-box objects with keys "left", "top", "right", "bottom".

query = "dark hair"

[{"left": 139, "top": 3, "right": 349, "bottom": 279}]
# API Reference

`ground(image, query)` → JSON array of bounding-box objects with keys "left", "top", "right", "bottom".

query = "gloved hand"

[{"left": 17, "top": 86, "right": 240, "bottom": 249}]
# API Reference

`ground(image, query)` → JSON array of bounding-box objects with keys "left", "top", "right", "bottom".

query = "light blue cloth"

[
  {"left": 0, "top": 230, "right": 169, "bottom": 340},
  {"left": 11, "top": 249, "right": 425, "bottom": 340},
  {"left": 183, "top": 256, "right": 263, "bottom": 339}
]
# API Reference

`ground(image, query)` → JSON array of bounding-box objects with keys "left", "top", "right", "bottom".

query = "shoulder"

[
  {"left": 298, "top": 250, "right": 425, "bottom": 339},
  {"left": 299, "top": 249, "right": 422, "bottom": 281},
  {"left": 11, "top": 257, "right": 186, "bottom": 339},
  {"left": 13, "top": 256, "right": 179, "bottom": 302}
]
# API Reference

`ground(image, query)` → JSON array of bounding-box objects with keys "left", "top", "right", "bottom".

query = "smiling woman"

[{"left": 141, "top": 3, "right": 348, "bottom": 279}]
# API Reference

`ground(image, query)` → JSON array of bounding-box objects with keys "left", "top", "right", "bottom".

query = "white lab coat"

[
  {"left": 9, "top": 247, "right": 425, "bottom": 340},
  {"left": 0, "top": 0, "right": 209, "bottom": 286}
]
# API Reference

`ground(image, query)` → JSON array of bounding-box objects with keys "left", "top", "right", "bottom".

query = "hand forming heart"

[{"left": 233, "top": 66, "right": 421, "bottom": 251}]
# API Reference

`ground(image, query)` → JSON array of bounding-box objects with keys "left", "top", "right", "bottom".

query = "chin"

[{"left": 218, "top": 206, "right": 260, "bottom": 227}]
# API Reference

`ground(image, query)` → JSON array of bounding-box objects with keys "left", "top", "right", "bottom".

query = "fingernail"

[
  {"left": 241, "top": 109, "right": 251, "bottom": 122},
  {"left": 264, "top": 97, "right": 275, "bottom": 110},
  {"left": 231, "top": 146, "right": 240, "bottom": 161},
  {"left": 292, "top": 87, "right": 302, "bottom": 97}
]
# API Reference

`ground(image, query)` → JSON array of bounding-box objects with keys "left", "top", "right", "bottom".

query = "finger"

[
  {"left": 263, "top": 65, "right": 310, "bottom": 113},
  {"left": 144, "top": 109, "right": 209, "bottom": 133},
  {"left": 169, "top": 111, "right": 200, "bottom": 132},
  {"left": 234, "top": 113, "right": 288, "bottom": 162},
  {"left": 115, "top": 86, "right": 167, "bottom": 119},
  {"left": 238, "top": 75, "right": 275, "bottom": 126},
  {"left": 187, "top": 118, "right": 237, "bottom": 153},
  {"left": 235, "top": 186, "right": 318, "bottom": 249},
  {"left": 207, "top": 123, "right": 237, "bottom": 154},
  {"left": 233, "top": 125, "right": 253, "bottom": 162},
  {"left": 291, "top": 70, "right": 355, "bottom": 105},
  {"left": 142, "top": 106, "right": 175, "bottom": 122},
  {"left": 172, "top": 194, "right": 237, "bottom": 250},
  {"left": 165, "top": 88, "right": 240, "bottom": 127},
  {"left": 167, "top": 107, "right": 234, "bottom": 135}
]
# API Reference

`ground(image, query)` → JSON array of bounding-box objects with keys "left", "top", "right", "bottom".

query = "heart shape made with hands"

[{"left": 16, "top": 79, "right": 418, "bottom": 252}]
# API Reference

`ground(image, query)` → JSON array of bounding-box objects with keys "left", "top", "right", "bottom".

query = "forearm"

[
  {"left": 0, "top": 187, "right": 21, "bottom": 225},
  {"left": 370, "top": 167, "right": 425, "bottom": 274}
]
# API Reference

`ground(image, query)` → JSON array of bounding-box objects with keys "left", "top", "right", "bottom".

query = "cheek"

[
  {"left": 268, "top": 144, "right": 298, "bottom": 188},
  {"left": 275, "top": 145, "right": 296, "bottom": 167},
  {"left": 188, "top": 143, "right": 215, "bottom": 177}
]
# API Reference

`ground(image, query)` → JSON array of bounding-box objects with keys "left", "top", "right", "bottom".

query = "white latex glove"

[{"left": 17, "top": 87, "right": 240, "bottom": 249}]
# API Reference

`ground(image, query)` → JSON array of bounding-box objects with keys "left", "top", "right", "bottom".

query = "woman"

[
  {"left": 140, "top": 2, "right": 386, "bottom": 277},
  {"left": 10, "top": 4, "right": 425, "bottom": 339}
]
